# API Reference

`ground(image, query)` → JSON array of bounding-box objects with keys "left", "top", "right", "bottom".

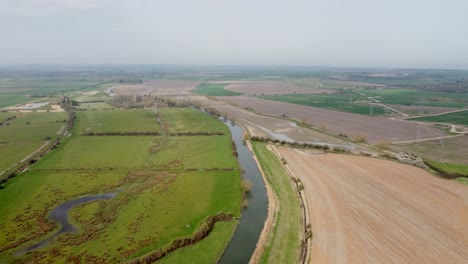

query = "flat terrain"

[
  {"left": 193, "top": 83, "right": 243, "bottom": 96},
  {"left": 278, "top": 147, "right": 468, "bottom": 264},
  {"left": 112, "top": 80, "right": 199, "bottom": 96},
  {"left": 0, "top": 96, "right": 34, "bottom": 108},
  {"left": 409, "top": 110, "right": 468, "bottom": 125},
  {"left": 75, "top": 109, "right": 160, "bottom": 134},
  {"left": 209, "top": 81, "right": 333, "bottom": 95},
  {"left": 390, "top": 136, "right": 468, "bottom": 165},
  {"left": 158, "top": 108, "right": 228, "bottom": 133},
  {"left": 0, "top": 112, "right": 67, "bottom": 172},
  {"left": 0, "top": 108, "right": 242, "bottom": 263},
  {"left": 217, "top": 96, "right": 443, "bottom": 144},
  {"left": 258, "top": 93, "right": 387, "bottom": 115},
  {"left": 358, "top": 89, "right": 468, "bottom": 108}
]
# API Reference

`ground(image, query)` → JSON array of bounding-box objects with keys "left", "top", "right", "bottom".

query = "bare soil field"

[
  {"left": 112, "top": 80, "right": 199, "bottom": 96},
  {"left": 278, "top": 147, "right": 468, "bottom": 264},
  {"left": 217, "top": 96, "right": 444, "bottom": 144},
  {"left": 193, "top": 96, "right": 358, "bottom": 149},
  {"left": 207, "top": 81, "right": 333, "bottom": 95}
]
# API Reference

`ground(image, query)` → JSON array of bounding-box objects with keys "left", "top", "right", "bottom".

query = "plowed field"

[{"left": 278, "top": 147, "right": 468, "bottom": 264}]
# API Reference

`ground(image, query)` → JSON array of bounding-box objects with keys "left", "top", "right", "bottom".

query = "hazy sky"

[{"left": 1, "top": 0, "right": 467, "bottom": 68}]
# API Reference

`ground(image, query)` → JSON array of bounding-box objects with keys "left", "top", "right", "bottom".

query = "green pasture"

[
  {"left": 76, "top": 102, "right": 114, "bottom": 110},
  {"left": 358, "top": 89, "right": 468, "bottom": 108},
  {"left": 1, "top": 107, "right": 243, "bottom": 263},
  {"left": 74, "top": 109, "right": 159, "bottom": 134},
  {"left": 151, "top": 136, "right": 238, "bottom": 169},
  {"left": 0, "top": 95, "right": 34, "bottom": 108},
  {"left": 158, "top": 221, "right": 238, "bottom": 264},
  {"left": 409, "top": 110, "right": 468, "bottom": 125},
  {"left": 159, "top": 108, "right": 228, "bottom": 133},
  {"left": 259, "top": 93, "right": 386, "bottom": 115},
  {"left": 192, "top": 83, "right": 242, "bottom": 96},
  {"left": 0, "top": 142, "right": 44, "bottom": 171},
  {"left": 0, "top": 113, "right": 66, "bottom": 143}
]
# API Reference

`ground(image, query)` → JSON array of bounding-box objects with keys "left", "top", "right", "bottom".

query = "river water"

[
  {"left": 17, "top": 192, "right": 117, "bottom": 255},
  {"left": 218, "top": 119, "right": 268, "bottom": 264}
]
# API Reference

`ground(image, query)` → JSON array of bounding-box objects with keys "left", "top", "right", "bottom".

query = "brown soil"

[
  {"left": 217, "top": 96, "right": 444, "bottom": 144},
  {"left": 112, "top": 80, "right": 199, "bottom": 96},
  {"left": 208, "top": 81, "right": 333, "bottom": 95},
  {"left": 278, "top": 147, "right": 468, "bottom": 264}
]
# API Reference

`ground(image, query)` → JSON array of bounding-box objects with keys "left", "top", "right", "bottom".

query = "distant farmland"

[{"left": 409, "top": 110, "right": 468, "bottom": 126}]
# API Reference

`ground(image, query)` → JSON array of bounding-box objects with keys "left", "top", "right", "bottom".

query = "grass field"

[
  {"left": 425, "top": 160, "right": 468, "bottom": 178},
  {"left": 158, "top": 221, "right": 238, "bottom": 264},
  {"left": 0, "top": 107, "right": 242, "bottom": 263},
  {"left": 0, "top": 112, "right": 67, "bottom": 142},
  {"left": 74, "top": 109, "right": 159, "bottom": 134},
  {"left": 252, "top": 142, "right": 302, "bottom": 264},
  {"left": 0, "top": 112, "right": 67, "bottom": 172},
  {"left": 259, "top": 93, "right": 386, "bottom": 115},
  {"left": 409, "top": 110, "right": 468, "bottom": 125},
  {"left": 192, "top": 83, "right": 243, "bottom": 96},
  {"left": 0, "top": 95, "right": 34, "bottom": 108},
  {"left": 76, "top": 102, "right": 114, "bottom": 110},
  {"left": 358, "top": 89, "right": 468, "bottom": 108},
  {"left": 159, "top": 108, "right": 228, "bottom": 133}
]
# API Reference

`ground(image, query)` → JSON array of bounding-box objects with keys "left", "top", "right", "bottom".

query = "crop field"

[
  {"left": 0, "top": 112, "right": 67, "bottom": 171},
  {"left": 0, "top": 76, "right": 107, "bottom": 96},
  {"left": 278, "top": 147, "right": 468, "bottom": 263},
  {"left": 217, "top": 96, "right": 443, "bottom": 144},
  {"left": 75, "top": 102, "right": 115, "bottom": 110},
  {"left": 409, "top": 110, "right": 468, "bottom": 125},
  {"left": 258, "top": 93, "right": 387, "bottom": 115},
  {"left": 357, "top": 89, "right": 468, "bottom": 108},
  {"left": 0, "top": 107, "right": 242, "bottom": 263},
  {"left": 192, "top": 83, "right": 242, "bottom": 96},
  {"left": 208, "top": 80, "right": 333, "bottom": 95},
  {"left": 0, "top": 95, "right": 34, "bottom": 108},
  {"left": 158, "top": 108, "right": 228, "bottom": 133},
  {"left": 113, "top": 80, "right": 199, "bottom": 96},
  {"left": 74, "top": 109, "right": 159, "bottom": 134}
]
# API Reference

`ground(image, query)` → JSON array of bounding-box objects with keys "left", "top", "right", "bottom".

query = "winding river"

[{"left": 17, "top": 192, "right": 117, "bottom": 255}]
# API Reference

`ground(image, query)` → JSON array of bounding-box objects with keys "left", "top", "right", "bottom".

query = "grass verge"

[{"left": 251, "top": 142, "right": 302, "bottom": 264}]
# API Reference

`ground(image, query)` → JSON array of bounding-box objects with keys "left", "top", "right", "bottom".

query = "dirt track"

[{"left": 278, "top": 147, "right": 468, "bottom": 264}]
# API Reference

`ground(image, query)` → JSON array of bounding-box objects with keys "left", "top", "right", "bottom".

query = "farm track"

[{"left": 278, "top": 147, "right": 468, "bottom": 264}]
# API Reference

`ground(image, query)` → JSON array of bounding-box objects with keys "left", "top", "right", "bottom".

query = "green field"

[
  {"left": 358, "top": 89, "right": 468, "bottom": 108},
  {"left": 425, "top": 160, "right": 468, "bottom": 178},
  {"left": 0, "top": 108, "right": 242, "bottom": 263},
  {"left": 0, "top": 95, "right": 34, "bottom": 108},
  {"left": 76, "top": 102, "right": 114, "bottom": 110},
  {"left": 259, "top": 93, "right": 386, "bottom": 115},
  {"left": 252, "top": 142, "right": 302, "bottom": 264},
  {"left": 409, "top": 110, "right": 468, "bottom": 125},
  {"left": 0, "top": 112, "right": 67, "bottom": 171},
  {"left": 192, "top": 83, "right": 243, "bottom": 96},
  {"left": 159, "top": 108, "right": 228, "bottom": 133},
  {"left": 75, "top": 109, "right": 159, "bottom": 134}
]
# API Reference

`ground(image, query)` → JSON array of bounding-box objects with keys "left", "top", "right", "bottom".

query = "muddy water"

[
  {"left": 218, "top": 119, "right": 268, "bottom": 264},
  {"left": 17, "top": 192, "right": 117, "bottom": 255}
]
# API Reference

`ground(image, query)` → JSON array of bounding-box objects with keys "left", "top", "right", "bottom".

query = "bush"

[{"left": 242, "top": 179, "right": 253, "bottom": 193}]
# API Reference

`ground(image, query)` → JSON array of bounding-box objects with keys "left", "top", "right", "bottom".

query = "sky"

[{"left": 0, "top": 0, "right": 467, "bottom": 69}]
